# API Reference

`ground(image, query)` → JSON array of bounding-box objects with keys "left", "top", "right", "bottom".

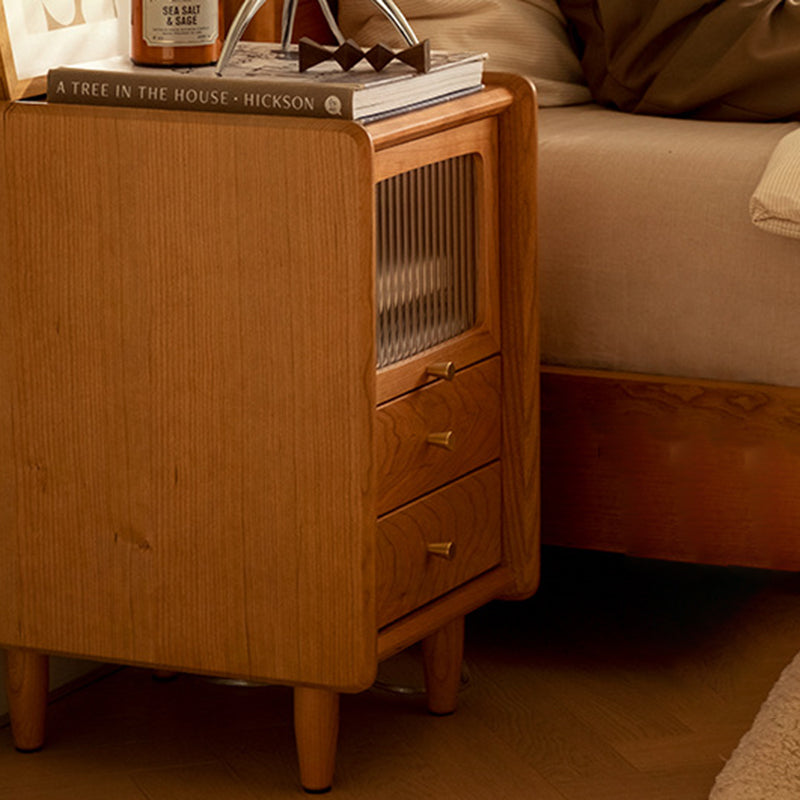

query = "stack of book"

[{"left": 47, "top": 41, "right": 486, "bottom": 123}]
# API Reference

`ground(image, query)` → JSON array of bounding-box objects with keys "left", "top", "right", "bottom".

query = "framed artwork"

[{"left": 0, "top": 0, "right": 129, "bottom": 100}]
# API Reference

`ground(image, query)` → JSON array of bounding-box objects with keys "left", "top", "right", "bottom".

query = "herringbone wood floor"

[{"left": 2, "top": 546, "right": 799, "bottom": 799}]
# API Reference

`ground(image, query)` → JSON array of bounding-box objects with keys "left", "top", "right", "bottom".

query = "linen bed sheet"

[{"left": 538, "top": 103, "right": 800, "bottom": 388}]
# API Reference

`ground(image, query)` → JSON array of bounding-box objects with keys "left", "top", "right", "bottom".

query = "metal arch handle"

[
  {"left": 216, "top": 0, "right": 267, "bottom": 74},
  {"left": 217, "top": 0, "right": 418, "bottom": 75},
  {"left": 366, "top": 0, "right": 418, "bottom": 46}
]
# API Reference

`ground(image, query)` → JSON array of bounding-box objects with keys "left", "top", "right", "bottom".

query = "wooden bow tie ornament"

[{"left": 298, "top": 37, "right": 431, "bottom": 73}]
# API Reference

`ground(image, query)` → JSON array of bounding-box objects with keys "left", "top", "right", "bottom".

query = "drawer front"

[
  {"left": 376, "top": 463, "right": 502, "bottom": 628},
  {"left": 376, "top": 356, "right": 501, "bottom": 515}
]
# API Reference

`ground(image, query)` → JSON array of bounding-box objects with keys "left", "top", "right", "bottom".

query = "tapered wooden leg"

[
  {"left": 293, "top": 686, "right": 339, "bottom": 793},
  {"left": 5, "top": 649, "right": 49, "bottom": 752},
  {"left": 422, "top": 615, "right": 465, "bottom": 716}
]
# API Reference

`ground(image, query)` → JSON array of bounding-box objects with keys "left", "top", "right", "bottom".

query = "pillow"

[
  {"left": 337, "top": 0, "right": 591, "bottom": 108},
  {"left": 750, "top": 128, "right": 800, "bottom": 240}
]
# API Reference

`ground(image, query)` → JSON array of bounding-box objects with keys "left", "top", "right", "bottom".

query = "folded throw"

[{"left": 751, "top": 128, "right": 800, "bottom": 240}]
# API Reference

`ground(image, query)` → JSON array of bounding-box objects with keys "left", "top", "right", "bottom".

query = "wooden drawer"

[
  {"left": 376, "top": 463, "right": 502, "bottom": 628},
  {"left": 376, "top": 357, "right": 501, "bottom": 515}
]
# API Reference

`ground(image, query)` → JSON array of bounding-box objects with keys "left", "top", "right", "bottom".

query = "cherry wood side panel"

[
  {"left": 376, "top": 357, "right": 501, "bottom": 515},
  {"left": 0, "top": 103, "right": 18, "bottom": 631},
  {"left": 541, "top": 366, "right": 800, "bottom": 571},
  {"left": 1, "top": 105, "right": 376, "bottom": 691},
  {"left": 376, "top": 463, "right": 502, "bottom": 627},
  {"left": 490, "top": 73, "right": 540, "bottom": 598}
]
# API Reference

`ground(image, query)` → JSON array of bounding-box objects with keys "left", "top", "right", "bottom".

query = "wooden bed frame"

[{"left": 541, "top": 365, "right": 800, "bottom": 572}]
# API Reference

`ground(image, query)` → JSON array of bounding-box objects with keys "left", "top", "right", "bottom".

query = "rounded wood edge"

[
  {"left": 493, "top": 70, "right": 540, "bottom": 600},
  {"left": 366, "top": 83, "right": 515, "bottom": 150}
]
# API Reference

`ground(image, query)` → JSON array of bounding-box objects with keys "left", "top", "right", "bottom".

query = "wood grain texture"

[
  {"left": 376, "top": 464, "right": 502, "bottom": 627},
  {"left": 489, "top": 73, "right": 540, "bottom": 599},
  {"left": 542, "top": 365, "right": 800, "bottom": 569},
  {"left": 1, "top": 104, "right": 377, "bottom": 691},
  {"left": 377, "top": 567, "right": 514, "bottom": 661},
  {"left": 376, "top": 358, "right": 501, "bottom": 515},
  {"left": 373, "top": 116, "right": 497, "bottom": 183},
  {"left": 133, "top": 761, "right": 264, "bottom": 800},
  {"left": 4, "top": 650, "right": 48, "bottom": 751},
  {"left": 0, "top": 103, "right": 17, "bottom": 631},
  {"left": 1, "top": 82, "right": 539, "bottom": 790},
  {"left": 367, "top": 85, "right": 515, "bottom": 152},
  {"left": 422, "top": 615, "right": 464, "bottom": 715},
  {"left": 294, "top": 687, "right": 339, "bottom": 792}
]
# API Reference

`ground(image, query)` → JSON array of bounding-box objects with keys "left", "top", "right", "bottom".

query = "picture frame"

[{"left": 0, "top": 0, "right": 130, "bottom": 100}]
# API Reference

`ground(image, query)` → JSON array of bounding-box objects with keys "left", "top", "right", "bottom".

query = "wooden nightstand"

[{"left": 0, "top": 73, "right": 538, "bottom": 792}]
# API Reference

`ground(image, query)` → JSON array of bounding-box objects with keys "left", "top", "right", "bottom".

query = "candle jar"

[{"left": 132, "top": 0, "right": 225, "bottom": 66}]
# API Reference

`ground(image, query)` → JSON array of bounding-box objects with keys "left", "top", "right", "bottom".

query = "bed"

[{"left": 538, "top": 104, "right": 800, "bottom": 570}]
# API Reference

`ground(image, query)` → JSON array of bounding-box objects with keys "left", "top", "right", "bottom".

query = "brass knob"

[
  {"left": 426, "top": 362, "right": 456, "bottom": 381},
  {"left": 427, "top": 542, "right": 456, "bottom": 560},
  {"left": 427, "top": 431, "right": 455, "bottom": 451}
]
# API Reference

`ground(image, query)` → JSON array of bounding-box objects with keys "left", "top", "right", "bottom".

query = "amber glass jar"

[{"left": 132, "top": 0, "right": 225, "bottom": 66}]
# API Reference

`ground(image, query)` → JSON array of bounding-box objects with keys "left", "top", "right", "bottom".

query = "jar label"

[{"left": 143, "top": 1, "right": 218, "bottom": 47}]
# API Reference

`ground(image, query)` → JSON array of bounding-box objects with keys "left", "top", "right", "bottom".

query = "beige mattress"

[{"left": 538, "top": 104, "right": 800, "bottom": 387}]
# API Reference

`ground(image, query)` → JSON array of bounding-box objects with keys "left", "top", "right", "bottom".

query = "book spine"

[{"left": 46, "top": 69, "right": 356, "bottom": 120}]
